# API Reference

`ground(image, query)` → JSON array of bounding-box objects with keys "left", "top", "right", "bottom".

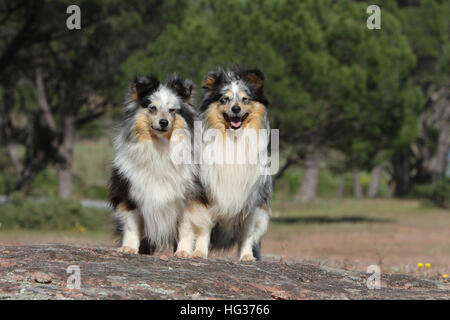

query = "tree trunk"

[
  {"left": 392, "top": 150, "right": 412, "bottom": 197},
  {"left": 295, "top": 144, "right": 321, "bottom": 203},
  {"left": 415, "top": 87, "right": 450, "bottom": 184},
  {"left": 428, "top": 98, "right": 450, "bottom": 183},
  {"left": 367, "top": 165, "right": 383, "bottom": 198},
  {"left": 57, "top": 115, "right": 75, "bottom": 199},
  {"left": 352, "top": 169, "right": 362, "bottom": 199}
]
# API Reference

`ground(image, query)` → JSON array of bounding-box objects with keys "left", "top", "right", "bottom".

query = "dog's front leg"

[
  {"left": 192, "top": 204, "right": 213, "bottom": 259},
  {"left": 239, "top": 205, "right": 270, "bottom": 262},
  {"left": 175, "top": 201, "right": 212, "bottom": 259},
  {"left": 116, "top": 208, "right": 142, "bottom": 254},
  {"left": 174, "top": 209, "right": 195, "bottom": 258}
]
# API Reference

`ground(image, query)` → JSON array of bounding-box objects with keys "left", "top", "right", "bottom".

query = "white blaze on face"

[
  {"left": 150, "top": 86, "right": 179, "bottom": 112},
  {"left": 223, "top": 81, "right": 247, "bottom": 128},
  {"left": 230, "top": 81, "right": 240, "bottom": 103}
]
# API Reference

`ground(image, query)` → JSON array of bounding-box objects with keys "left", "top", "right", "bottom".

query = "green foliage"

[
  {"left": 123, "top": 0, "right": 423, "bottom": 172},
  {"left": 29, "top": 169, "right": 58, "bottom": 197},
  {"left": 1, "top": 0, "right": 447, "bottom": 200},
  {"left": 414, "top": 179, "right": 450, "bottom": 208},
  {"left": 0, "top": 198, "right": 110, "bottom": 231},
  {"left": 77, "top": 121, "right": 106, "bottom": 140}
]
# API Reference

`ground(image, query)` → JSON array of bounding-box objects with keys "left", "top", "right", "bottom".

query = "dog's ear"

[
  {"left": 132, "top": 75, "right": 160, "bottom": 101},
  {"left": 202, "top": 69, "right": 224, "bottom": 90},
  {"left": 241, "top": 69, "right": 264, "bottom": 89},
  {"left": 167, "top": 76, "right": 195, "bottom": 103}
]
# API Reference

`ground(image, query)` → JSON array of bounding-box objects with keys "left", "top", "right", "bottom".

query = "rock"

[
  {"left": 271, "top": 290, "right": 291, "bottom": 300},
  {"left": 31, "top": 272, "right": 52, "bottom": 284},
  {"left": 0, "top": 244, "right": 448, "bottom": 300}
]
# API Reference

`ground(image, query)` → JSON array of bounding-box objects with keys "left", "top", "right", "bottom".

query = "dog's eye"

[
  {"left": 220, "top": 97, "right": 229, "bottom": 105},
  {"left": 169, "top": 108, "right": 176, "bottom": 113},
  {"left": 149, "top": 106, "right": 157, "bottom": 113},
  {"left": 242, "top": 97, "right": 250, "bottom": 105}
]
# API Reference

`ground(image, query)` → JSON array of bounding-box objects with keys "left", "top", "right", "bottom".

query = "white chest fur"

[
  {"left": 113, "top": 135, "right": 194, "bottom": 247},
  {"left": 200, "top": 130, "right": 265, "bottom": 219},
  {"left": 201, "top": 163, "right": 260, "bottom": 218}
]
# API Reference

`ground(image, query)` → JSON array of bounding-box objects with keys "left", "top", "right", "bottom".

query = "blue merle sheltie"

[
  {"left": 174, "top": 67, "right": 272, "bottom": 261},
  {"left": 108, "top": 74, "right": 200, "bottom": 254}
]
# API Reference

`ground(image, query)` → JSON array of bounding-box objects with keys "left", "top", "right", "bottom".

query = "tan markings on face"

[
  {"left": 134, "top": 111, "right": 156, "bottom": 142},
  {"left": 242, "top": 101, "right": 266, "bottom": 129},
  {"left": 168, "top": 113, "right": 186, "bottom": 141},
  {"left": 207, "top": 102, "right": 228, "bottom": 132},
  {"left": 224, "top": 90, "right": 233, "bottom": 99},
  {"left": 238, "top": 90, "right": 247, "bottom": 99},
  {"left": 131, "top": 85, "right": 139, "bottom": 102}
]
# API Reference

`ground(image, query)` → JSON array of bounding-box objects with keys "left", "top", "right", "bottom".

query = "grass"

[
  {"left": 73, "top": 138, "right": 113, "bottom": 189},
  {"left": 0, "top": 229, "right": 113, "bottom": 246}
]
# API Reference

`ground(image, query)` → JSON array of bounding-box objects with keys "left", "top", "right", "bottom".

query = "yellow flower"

[
  {"left": 425, "top": 263, "right": 431, "bottom": 269},
  {"left": 443, "top": 274, "right": 448, "bottom": 279},
  {"left": 417, "top": 263, "right": 424, "bottom": 268}
]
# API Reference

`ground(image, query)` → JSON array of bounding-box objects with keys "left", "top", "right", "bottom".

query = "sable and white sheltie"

[
  {"left": 108, "top": 74, "right": 200, "bottom": 254},
  {"left": 175, "top": 67, "right": 272, "bottom": 261}
]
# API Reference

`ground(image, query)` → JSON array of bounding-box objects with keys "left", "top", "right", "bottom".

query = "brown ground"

[{"left": 266, "top": 199, "right": 449, "bottom": 279}]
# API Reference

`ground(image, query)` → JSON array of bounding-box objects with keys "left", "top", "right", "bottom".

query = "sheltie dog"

[
  {"left": 175, "top": 67, "right": 272, "bottom": 261},
  {"left": 108, "top": 74, "right": 200, "bottom": 254}
]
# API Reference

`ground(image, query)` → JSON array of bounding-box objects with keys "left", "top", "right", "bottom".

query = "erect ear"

[
  {"left": 241, "top": 69, "right": 264, "bottom": 89},
  {"left": 131, "top": 75, "right": 160, "bottom": 101},
  {"left": 167, "top": 76, "right": 195, "bottom": 102},
  {"left": 202, "top": 69, "right": 224, "bottom": 90}
]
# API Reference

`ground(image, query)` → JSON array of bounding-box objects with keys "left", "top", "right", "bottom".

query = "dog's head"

[
  {"left": 200, "top": 68, "right": 268, "bottom": 130},
  {"left": 125, "top": 74, "right": 195, "bottom": 141}
]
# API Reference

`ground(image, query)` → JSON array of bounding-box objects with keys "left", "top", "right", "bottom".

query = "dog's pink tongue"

[{"left": 231, "top": 121, "right": 242, "bottom": 128}]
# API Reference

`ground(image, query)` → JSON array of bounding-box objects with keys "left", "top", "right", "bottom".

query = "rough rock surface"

[{"left": 0, "top": 244, "right": 448, "bottom": 300}]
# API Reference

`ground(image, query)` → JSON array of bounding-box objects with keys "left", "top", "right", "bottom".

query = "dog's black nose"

[
  {"left": 159, "top": 119, "right": 169, "bottom": 127},
  {"left": 232, "top": 105, "right": 241, "bottom": 114}
]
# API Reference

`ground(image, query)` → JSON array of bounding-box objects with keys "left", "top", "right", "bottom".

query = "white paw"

[
  {"left": 192, "top": 250, "right": 207, "bottom": 259},
  {"left": 174, "top": 250, "right": 192, "bottom": 258},
  {"left": 118, "top": 246, "right": 138, "bottom": 254},
  {"left": 239, "top": 254, "right": 256, "bottom": 262}
]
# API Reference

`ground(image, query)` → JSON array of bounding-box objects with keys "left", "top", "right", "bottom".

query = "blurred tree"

[
  {"left": 1, "top": 0, "right": 446, "bottom": 201},
  {"left": 124, "top": 0, "right": 421, "bottom": 201},
  {"left": 391, "top": 0, "right": 450, "bottom": 196},
  {"left": 326, "top": 0, "right": 422, "bottom": 199},
  {"left": 0, "top": 0, "right": 188, "bottom": 197}
]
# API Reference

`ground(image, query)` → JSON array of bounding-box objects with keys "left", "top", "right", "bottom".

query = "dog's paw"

[
  {"left": 174, "top": 250, "right": 192, "bottom": 259},
  {"left": 118, "top": 246, "right": 138, "bottom": 254},
  {"left": 239, "top": 254, "right": 256, "bottom": 262},
  {"left": 192, "top": 250, "right": 207, "bottom": 259}
]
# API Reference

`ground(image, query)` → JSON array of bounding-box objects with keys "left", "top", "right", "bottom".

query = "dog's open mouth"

[{"left": 223, "top": 113, "right": 249, "bottom": 130}]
